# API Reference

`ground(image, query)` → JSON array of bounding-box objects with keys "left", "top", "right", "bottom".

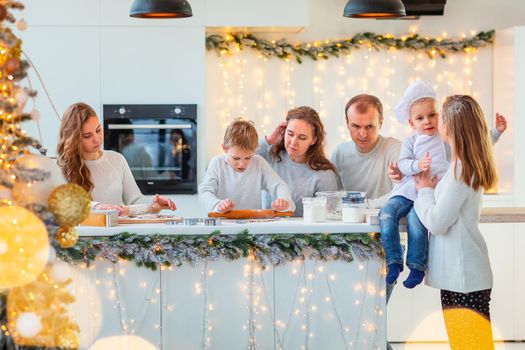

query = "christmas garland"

[
  {"left": 206, "top": 30, "right": 495, "bottom": 63},
  {"left": 56, "top": 231, "right": 383, "bottom": 271}
]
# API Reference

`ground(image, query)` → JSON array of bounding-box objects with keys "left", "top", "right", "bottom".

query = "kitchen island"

[{"left": 68, "top": 219, "right": 387, "bottom": 349}]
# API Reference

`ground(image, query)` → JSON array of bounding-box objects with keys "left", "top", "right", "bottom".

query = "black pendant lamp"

[
  {"left": 343, "top": 0, "right": 406, "bottom": 18},
  {"left": 130, "top": 0, "right": 193, "bottom": 18}
]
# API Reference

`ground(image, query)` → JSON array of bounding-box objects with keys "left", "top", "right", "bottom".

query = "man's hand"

[
  {"left": 265, "top": 120, "right": 288, "bottom": 145},
  {"left": 271, "top": 198, "right": 289, "bottom": 211},
  {"left": 388, "top": 162, "right": 402, "bottom": 183},
  {"left": 217, "top": 199, "right": 234, "bottom": 213},
  {"left": 418, "top": 152, "right": 432, "bottom": 172}
]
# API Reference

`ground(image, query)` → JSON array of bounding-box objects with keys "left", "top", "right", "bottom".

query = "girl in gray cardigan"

[{"left": 414, "top": 95, "right": 498, "bottom": 348}]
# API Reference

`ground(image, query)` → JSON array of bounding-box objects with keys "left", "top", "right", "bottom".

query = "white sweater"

[
  {"left": 198, "top": 154, "right": 295, "bottom": 213},
  {"left": 257, "top": 139, "right": 341, "bottom": 217},
  {"left": 332, "top": 135, "right": 401, "bottom": 205},
  {"left": 84, "top": 150, "right": 146, "bottom": 206},
  {"left": 393, "top": 133, "right": 449, "bottom": 201},
  {"left": 414, "top": 163, "right": 493, "bottom": 293}
]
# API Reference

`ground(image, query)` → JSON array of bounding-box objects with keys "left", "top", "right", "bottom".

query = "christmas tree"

[
  {"left": 1, "top": 2, "right": 86, "bottom": 349},
  {"left": 0, "top": 0, "right": 43, "bottom": 197}
]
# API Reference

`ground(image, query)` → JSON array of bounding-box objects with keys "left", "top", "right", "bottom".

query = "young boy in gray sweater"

[{"left": 198, "top": 119, "right": 295, "bottom": 214}]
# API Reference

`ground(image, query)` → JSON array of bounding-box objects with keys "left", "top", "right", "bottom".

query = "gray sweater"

[
  {"left": 256, "top": 139, "right": 341, "bottom": 216},
  {"left": 331, "top": 136, "right": 401, "bottom": 204},
  {"left": 414, "top": 163, "right": 493, "bottom": 293},
  {"left": 84, "top": 150, "right": 146, "bottom": 205},
  {"left": 198, "top": 154, "right": 295, "bottom": 213}
]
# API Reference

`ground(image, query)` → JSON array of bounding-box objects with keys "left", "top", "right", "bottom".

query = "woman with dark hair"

[{"left": 257, "top": 106, "right": 341, "bottom": 216}]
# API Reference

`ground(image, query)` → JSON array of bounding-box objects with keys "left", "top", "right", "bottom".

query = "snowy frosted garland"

[
  {"left": 56, "top": 231, "right": 383, "bottom": 270},
  {"left": 205, "top": 30, "right": 495, "bottom": 63}
]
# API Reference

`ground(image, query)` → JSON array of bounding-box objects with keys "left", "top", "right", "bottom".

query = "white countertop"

[
  {"left": 77, "top": 218, "right": 384, "bottom": 236},
  {"left": 77, "top": 207, "right": 525, "bottom": 237}
]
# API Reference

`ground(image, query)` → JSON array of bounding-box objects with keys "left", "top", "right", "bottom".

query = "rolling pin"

[{"left": 208, "top": 209, "right": 294, "bottom": 219}]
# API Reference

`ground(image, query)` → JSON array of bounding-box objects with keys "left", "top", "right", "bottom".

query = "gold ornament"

[
  {"left": 48, "top": 184, "right": 90, "bottom": 227},
  {"left": 7, "top": 266, "right": 80, "bottom": 348},
  {"left": 55, "top": 226, "right": 79, "bottom": 249},
  {"left": 0, "top": 206, "right": 49, "bottom": 289},
  {"left": 0, "top": 184, "right": 12, "bottom": 206},
  {"left": 12, "top": 154, "right": 66, "bottom": 206},
  {"left": 56, "top": 328, "right": 79, "bottom": 349}
]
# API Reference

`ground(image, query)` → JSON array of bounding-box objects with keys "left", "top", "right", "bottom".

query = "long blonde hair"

[
  {"left": 56, "top": 102, "right": 98, "bottom": 194},
  {"left": 441, "top": 95, "right": 497, "bottom": 191}
]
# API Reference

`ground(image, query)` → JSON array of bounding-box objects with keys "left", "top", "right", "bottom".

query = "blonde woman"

[
  {"left": 57, "top": 102, "right": 176, "bottom": 213},
  {"left": 414, "top": 95, "right": 498, "bottom": 349}
]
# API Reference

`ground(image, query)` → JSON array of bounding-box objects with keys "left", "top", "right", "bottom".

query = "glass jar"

[
  {"left": 302, "top": 197, "right": 327, "bottom": 223},
  {"left": 315, "top": 191, "right": 346, "bottom": 220},
  {"left": 342, "top": 192, "right": 367, "bottom": 223}
]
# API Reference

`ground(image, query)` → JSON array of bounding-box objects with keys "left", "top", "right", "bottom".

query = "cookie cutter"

[
  {"left": 165, "top": 218, "right": 183, "bottom": 225},
  {"left": 183, "top": 218, "right": 199, "bottom": 226},
  {"left": 204, "top": 218, "right": 221, "bottom": 226}
]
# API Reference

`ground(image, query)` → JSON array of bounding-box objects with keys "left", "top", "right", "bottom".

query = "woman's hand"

[
  {"left": 271, "top": 198, "right": 289, "bottom": 212},
  {"left": 217, "top": 198, "right": 234, "bottom": 213},
  {"left": 94, "top": 203, "right": 125, "bottom": 215},
  {"left": 414, "top": 169, "right": 438, "bottom": 191},
  {"left": 153, "top": 194, "right": 177, "bottom": 210},
  {"left": 495, "top": 113, "right": 508, "bottom": 134},
  {"left": 388, "top": 162, "right": 402, "bottom": 183},
  {"left": 265, "top": 120, "right": 288, "bottom": 145}
]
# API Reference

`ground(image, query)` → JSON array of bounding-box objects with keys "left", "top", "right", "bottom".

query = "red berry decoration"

[
  {"left": 4, "top": 58, "right": 20, "bottom": 74},
  {"left": 0, "top": 5, "right": 7, "bottom": 22}
]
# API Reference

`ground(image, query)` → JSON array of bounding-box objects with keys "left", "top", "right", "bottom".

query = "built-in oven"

[{"left": 103, "top": 104, "right": 197, "bottom": 194}]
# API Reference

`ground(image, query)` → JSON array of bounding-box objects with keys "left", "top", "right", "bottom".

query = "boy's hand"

[
  {"left": 271, "top": 198, "right": 289, "bottom": 212},
  {"left": 388, "top": 162, "right": 402, "bottom": 183},
  {"left": 265, "top": 121, "right": 288, "bottom": 145},
  {"left": 495, "top": 113, "right": 508, "bottom": 133},
  {"left": 217, "top": 199, "right": 234, "bottom": 213},
  {"left": 418, "top": 152, "right": 432, "bottom": 172}
]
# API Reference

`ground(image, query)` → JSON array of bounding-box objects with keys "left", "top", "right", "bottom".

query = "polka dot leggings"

[{"left": 440, "top": 289, "right": 494, "bottom": 350}]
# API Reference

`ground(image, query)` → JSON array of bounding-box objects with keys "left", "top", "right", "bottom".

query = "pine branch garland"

[
  {"left": 206, "top": 30, "right": 495, "bottom": 63},
  {"left": 56, "top": 231, "right": 383, "bottom": 270}
]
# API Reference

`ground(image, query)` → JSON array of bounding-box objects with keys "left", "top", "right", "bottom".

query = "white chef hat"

[{"left": 395, "top": 80, "right": 437, "bottom": 123}]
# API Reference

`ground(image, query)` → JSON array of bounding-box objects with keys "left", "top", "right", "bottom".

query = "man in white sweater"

[
  {"left": 331, "top": 94, "right": 401, "bottom": 207},
  {"left": 331, "top": 94, "right": 401, "bottom": 350}
]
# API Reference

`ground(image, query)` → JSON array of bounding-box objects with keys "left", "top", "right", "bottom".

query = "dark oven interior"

[{"left": 103, "top": 104, "right": 197, "bottom": 194}]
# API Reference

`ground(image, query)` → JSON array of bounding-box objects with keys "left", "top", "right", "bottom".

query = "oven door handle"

[{"left": 107, "top": 124, "right": 192, "bottom": 130}]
